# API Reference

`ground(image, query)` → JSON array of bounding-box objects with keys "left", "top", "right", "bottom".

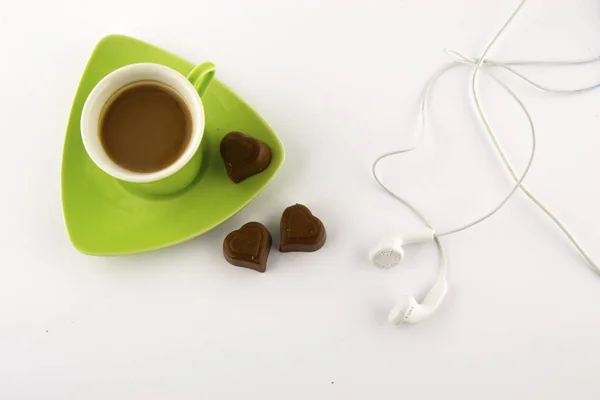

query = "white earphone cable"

[
  {"left": 496, "top": 54, "right": 600, "bottom": 67},
  {"left": 437, "top": 0, "right": 533, "bottom": 236},
  {"left": 372, "top": 0, "right": 599, "bottom": 274},
  {"left": 446, "top": 49, "right": 600, "bottom": 94}
]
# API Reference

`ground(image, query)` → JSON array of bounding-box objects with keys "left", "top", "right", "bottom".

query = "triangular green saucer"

[{"left": 61, "top": 35, "right": 284, "bottom": 255}]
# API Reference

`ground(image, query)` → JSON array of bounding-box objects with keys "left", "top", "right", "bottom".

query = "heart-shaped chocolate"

[
  {"left": 280, "top": 204, "right": 326, "bottom": 252},
  {"left": 223, "top": 222, "right": 272, "bottom": 272},
  {"left": 220, "top": 132, "right": 272, "bottom": 183}
]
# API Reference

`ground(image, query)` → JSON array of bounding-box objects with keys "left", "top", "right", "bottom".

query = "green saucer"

[{"left": 61, "top": 35, "right": 284, "bottom": 255}]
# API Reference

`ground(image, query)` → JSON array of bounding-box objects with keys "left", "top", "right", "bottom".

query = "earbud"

[
  {"left": 370, "top": 228, "right": 436, "bottom": 269},
  {"left": 388, "top": 277, "right": 448, "bottom": 324},
  {"left": 388, "top": 295, "right": 420, "bottom": 324}
]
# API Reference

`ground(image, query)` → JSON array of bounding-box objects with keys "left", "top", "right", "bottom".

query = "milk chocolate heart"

[
  {"left": 223, "top": 222, "right": 272, "bottom": 272},
  {"left": 220, "top": 131, "right": 272, "bottom": 183},
  {"left": 280, "top": 204, "right": 326, "bottom": 252}
]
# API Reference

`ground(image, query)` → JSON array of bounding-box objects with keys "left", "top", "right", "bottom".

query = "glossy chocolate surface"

[
  {"left": 280, "top": 204, "right": 326, "bottom": 252},
  {"left": 223, "top": 222, "right": 272, "bottom": 272},
  {"left": 220, "top": 131, "right": 272, "bottom": 183}
]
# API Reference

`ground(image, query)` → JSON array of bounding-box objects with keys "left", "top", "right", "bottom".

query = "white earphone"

[
  {"left": 371, "top": 228, "right": 448, "bottom": 325},
  {"left": 371, "top": 0, "right": 599, "bottom": 326},
  {"left": 370, "top": 228, "right": 436, "bottom": 269},
  {"left": 388, "top": 277, "right": 448, "bottom": 324}
]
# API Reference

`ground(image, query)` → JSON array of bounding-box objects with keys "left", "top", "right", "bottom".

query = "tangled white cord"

[{"left": 372, "top": 0, "right": 599, "bottom": 276}]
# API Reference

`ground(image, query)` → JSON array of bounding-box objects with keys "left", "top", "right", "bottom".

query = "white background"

[{"left": 1, "top": 0, "right": 600, "bottom": 398}]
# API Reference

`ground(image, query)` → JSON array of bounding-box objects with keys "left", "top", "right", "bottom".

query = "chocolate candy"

[
  {"left": 220, "top": 131, "right": 272, "bottom": 183},
  {"left": 280, "top": 204, "right": 326, "bottom": 252},
  {"left": 223, "top": 222, "right": 272, "bottom": 272}
]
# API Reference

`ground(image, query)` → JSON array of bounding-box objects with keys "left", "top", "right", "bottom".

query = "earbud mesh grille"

[{"left": 372, "top": 250, "right": 403, "bottom": 269}]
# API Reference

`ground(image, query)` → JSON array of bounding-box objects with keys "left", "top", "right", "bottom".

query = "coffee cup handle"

[{"left": 187, "top": 62, "right": 216, "bottom": 96}]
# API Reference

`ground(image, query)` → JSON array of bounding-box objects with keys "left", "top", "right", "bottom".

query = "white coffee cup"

[{"left": 80, "top": 62, "right": 216, "bottom": 195}]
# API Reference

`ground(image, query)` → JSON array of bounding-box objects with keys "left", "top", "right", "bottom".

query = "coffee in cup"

[{"left": 100, "top": 81, "right": 192, "bottom": 173}]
